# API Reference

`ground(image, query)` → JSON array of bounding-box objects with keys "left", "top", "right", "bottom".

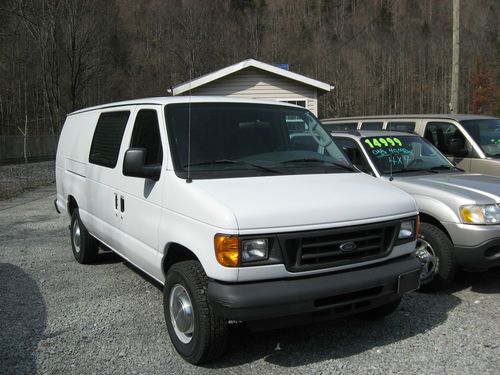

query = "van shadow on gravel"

[
  {"left": 205, "top": 291, "right": 461, "bottom": 368},
  {"left": 0, "top": 263, "right": 46, "bottom": 374}
]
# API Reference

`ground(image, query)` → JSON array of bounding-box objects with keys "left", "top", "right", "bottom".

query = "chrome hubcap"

[
  {"left": 415, "top": 237, "right": 439, "bottom": 282},
  {"left": 72, "top": 220, "right": 81, "bottom": 254},
  {"left": 169, "top": 284, "right": 194, "bottom": 344}
]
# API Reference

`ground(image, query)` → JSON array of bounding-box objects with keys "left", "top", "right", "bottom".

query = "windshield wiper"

[
  {"left": 185, "top": 159, "right": 282, "bottom": 174},
  {"left": 281, "top": 158, "right": 355, "bottom": 172},
  {"left": 389, "top": 168, "right": 439, "bottom": 174},
  {"left": 430, "top": 165, "right": 464, "bottom": 172}
]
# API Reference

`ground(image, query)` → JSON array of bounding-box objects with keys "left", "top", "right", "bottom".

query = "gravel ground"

[
  {"left": 1, "top": 185, "right": 499, "bottom": 374},
  {"left": 0, "top": 161, "right": 55, "bottom": 200}
]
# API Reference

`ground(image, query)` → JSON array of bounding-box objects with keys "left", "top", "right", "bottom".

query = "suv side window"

[
  {"left": 424, "top": 122, "right": 474, "bottom": 157},
  {"left": 334, "top": 138, "right": 373, "bottom": 174},
  {"left": 386, "top": 121, "right": 415, "bottom": 132},
  {"left": 129, "top": 109, "right": 163, "bottom": 165},
  {"left": 89, "top": 111, "right": 130, "bottom": 168},
  {"left": 360, "top": 122, "right": 383, "bottom": 130},
  {"left": 323, "top": 122, "right": 358, "bottom": 132}
]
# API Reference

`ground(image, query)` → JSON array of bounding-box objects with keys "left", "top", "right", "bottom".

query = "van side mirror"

[{"left": 123, "top": 148, "right": 161, "bottom": 181}]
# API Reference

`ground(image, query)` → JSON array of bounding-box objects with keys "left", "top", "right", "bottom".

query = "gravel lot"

[
  {"left": 0, "top": 161, "right": 55, "bottom": 200},
  {"left": 1, "top": 185, "right": 499, "bottom": 374}
]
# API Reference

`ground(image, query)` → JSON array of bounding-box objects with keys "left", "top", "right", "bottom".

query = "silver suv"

[
  {"left": 322, "top": 115, "right": 500, "bottom": 176},
  {"left": 330, "top": 129, "right": 500, "bottom": 291}
]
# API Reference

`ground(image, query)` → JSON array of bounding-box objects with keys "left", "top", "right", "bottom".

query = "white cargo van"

[{"left": 55, "top": 97, "right": 421, "bottom": 364}]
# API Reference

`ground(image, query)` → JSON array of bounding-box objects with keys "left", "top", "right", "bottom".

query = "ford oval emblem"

[{"left": 339, "top": 241, "right": 357, "bottom": 252}]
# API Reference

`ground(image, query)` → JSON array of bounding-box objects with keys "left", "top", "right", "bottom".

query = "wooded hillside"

[{"left": 1, "top": 0, "right": 499, "bottom": 135}]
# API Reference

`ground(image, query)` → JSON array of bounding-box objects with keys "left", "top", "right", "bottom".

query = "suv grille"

[{"left": 278, "top": 220, "right": 399, "bottom": 272}]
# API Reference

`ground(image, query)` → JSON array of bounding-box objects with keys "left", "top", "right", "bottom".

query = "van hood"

[
  {"left": 387, "top": 173, "right": 500, "bottom": 204},
  {"left": 183, "top": 173, "right": 417, "bottom": 231}
]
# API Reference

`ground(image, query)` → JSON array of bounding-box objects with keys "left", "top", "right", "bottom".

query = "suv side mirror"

[{"left": 123, "top": 148, "right": 161, "bottom": 181}]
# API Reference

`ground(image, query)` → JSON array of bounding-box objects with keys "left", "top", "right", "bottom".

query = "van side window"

[
  {"left": 89, "top": 111, "right": 130, "bottom": 168},
  {"left": 386, "top": 122, "right": 415, "bottom": 132},
  {"left": 130, "top": 110, "right": 163, "bottom": 165},
  {"left": 360, "top": 122, "right": 383, "bottom": 130},
  {"left": 424, "top": 122, "right": 474, "bottom": 158}
]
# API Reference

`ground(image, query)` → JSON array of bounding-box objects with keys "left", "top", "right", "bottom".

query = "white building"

[{"left": 169, "top": 59, "right": 333, "bottom": 116}]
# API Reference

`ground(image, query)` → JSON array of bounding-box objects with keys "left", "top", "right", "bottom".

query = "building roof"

[{"left": 169, "top": 59, "right": 334, "bottom": 96}]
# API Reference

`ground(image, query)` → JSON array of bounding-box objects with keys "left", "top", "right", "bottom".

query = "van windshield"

[
  {"left": 460, "top": 119, "right": 500, "bottom": 158},
  {"left": 165, "top": 103, "right": 354, "bottom": 179},
  {"left": 361, "top": 135, "right": 456, "bottom": 175}
]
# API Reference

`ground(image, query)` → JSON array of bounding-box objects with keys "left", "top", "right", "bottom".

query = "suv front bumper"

[
  {"left": 208, "top": 255, "right": 421, "bottom": 321},
  {"left": 443, "top": 222, "right": 500, "bottom": 269}
]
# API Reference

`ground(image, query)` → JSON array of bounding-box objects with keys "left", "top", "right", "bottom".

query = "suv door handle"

[{"left": 120, "top": 196, "right": 125, "bottom": 213}]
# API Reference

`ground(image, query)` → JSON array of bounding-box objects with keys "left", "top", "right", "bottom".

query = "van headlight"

[
  {"left": 460, "top": 204, "right": 500, "bottom": 224},
  {"left": 214, "top": 235, "right": 272, "bottom": 267},
  {"left": 241, "top": 239, "right": 269, "bottom": 262},
  {"left": 398, "top": 217, "right": 418, "bottom": 243}
]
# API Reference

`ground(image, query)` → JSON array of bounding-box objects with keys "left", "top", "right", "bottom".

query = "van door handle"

[
  {"left": 114, "top": 193, "right": 119, "bottom": 210},
  {"left": 120, "top": 196, "right": 125, "bottom": 213}
]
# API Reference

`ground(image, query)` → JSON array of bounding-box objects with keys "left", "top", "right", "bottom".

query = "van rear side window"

[{"left": 89, "top": 111, "right": 130, "bottom": 168}]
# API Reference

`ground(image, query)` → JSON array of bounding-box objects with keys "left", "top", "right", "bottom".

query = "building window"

[{"left": 284, "top": 100, "right": 307, "bottom": 107}]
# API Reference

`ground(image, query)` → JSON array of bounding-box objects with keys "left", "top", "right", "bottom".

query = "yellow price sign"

[{"left": 364, "top": 137, "right": 403, "bottom": 148}]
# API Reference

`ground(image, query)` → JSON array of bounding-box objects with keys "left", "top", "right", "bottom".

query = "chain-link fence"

[{"left": 0, "top": 135, "right": 59, "bottom": 166}]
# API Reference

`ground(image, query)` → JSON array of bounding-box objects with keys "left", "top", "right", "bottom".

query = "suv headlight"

[{"left": 460, "top": 204, "right": 500, "bottom": 224}]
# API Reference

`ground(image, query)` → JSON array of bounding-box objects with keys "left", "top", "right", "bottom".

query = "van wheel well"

[
  {"left": 163, "top": 244, "right": 199, "bottom": 277},
  {"left": 67, "top": 196, "right": 78, "bottom": 217},
  {"left": 419, "top": 213, "right": 453, "bottom": 243}
]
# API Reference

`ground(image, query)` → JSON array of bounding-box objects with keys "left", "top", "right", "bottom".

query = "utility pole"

[{"left": 450, "top": 0, "right": 460, "bottom": 114}]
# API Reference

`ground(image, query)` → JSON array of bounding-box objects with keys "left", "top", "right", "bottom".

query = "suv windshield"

[
  {"left": 165, "top": 103, "right": 353, "bottom": 179},
  {"left": 361, "top": 135, "right": 456, "bottom": 175},
  {"left": 460, "top": 119, "right": 500, "bottom": 158}
]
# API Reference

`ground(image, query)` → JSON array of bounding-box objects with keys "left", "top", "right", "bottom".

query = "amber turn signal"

[{"left": 214, "top": 234, "right": 239, "bottom": 267}]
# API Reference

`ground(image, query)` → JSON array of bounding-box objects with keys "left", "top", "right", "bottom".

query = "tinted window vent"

[
  {"left": 279, "top": 221, "right": 399, "bottom": 272},
  {"left": 89, "top": 111, "right": 130, "bottom": 168}
]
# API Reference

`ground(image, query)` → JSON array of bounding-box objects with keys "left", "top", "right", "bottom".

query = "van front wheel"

[
  {"left": 416, "top": 222, "right": 456, "bottom": 292},
  {"left": 70, "top": 209, "right": 98, "bottom": 264},
  {"left": 164, "top": 261, "right": 228, "bottom": 364}
]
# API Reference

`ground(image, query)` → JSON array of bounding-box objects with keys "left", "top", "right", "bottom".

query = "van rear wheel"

[
  {"left": 164, "top": 261, "right": 228, "bottom": 364},
  {"left": 70, "top": 209, "right": 99, "bottom": 264}
]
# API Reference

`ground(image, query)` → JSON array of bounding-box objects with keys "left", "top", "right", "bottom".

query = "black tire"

[
  {"left": 416, "top": 222, "right": 457, "bottom": 292},
  {"left": 164, "top": 261, "right": 228, "bottom": 364},
  {"left": 70, "top": 209, "right": 99, "bottom": 264},
  {"left": 357, "top": 297, "right": 402, "bottom": 320}
]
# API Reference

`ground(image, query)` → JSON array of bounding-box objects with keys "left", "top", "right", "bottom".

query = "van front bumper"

[{"left": 208, "top": 255, "right": 421, "bottom": 321}]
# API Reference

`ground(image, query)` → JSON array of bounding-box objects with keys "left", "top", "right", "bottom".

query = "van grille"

[{"left": 278, "top": 220, "right": 399, "bottom": 272}]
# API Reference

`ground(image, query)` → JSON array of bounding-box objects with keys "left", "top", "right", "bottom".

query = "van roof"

[
  {"left": 322, "top": 114, "right": 498, "bottom": 122},
  {"left": 69, "top": 96, "right": 300, "bottom": 116}
]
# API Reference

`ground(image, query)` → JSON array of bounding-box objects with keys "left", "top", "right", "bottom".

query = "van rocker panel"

[{"left": 208, "top": 255, "right": 421, "bottom": 321}]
